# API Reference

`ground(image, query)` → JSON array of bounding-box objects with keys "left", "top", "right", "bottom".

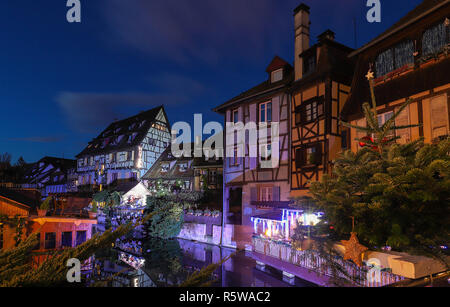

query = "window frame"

[
  {"left": 295, "top": 97, "right": 324, "bottom": 125},
  {"left": 44, "top": 232, "right": 56, "bottom": 250},
  {"left": 295, "top": 143, "right": 323, "bottom": 168},
  {"left": 259, "top": 101, "right": 272, "bottom": 124}
]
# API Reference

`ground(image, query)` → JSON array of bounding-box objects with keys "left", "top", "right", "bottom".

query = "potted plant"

[
  {"left": 38, "top": 196, "right": 52, "bottom": 217},
  {"left": 89, "top": 202, "right": 98, "bottom": 219}
]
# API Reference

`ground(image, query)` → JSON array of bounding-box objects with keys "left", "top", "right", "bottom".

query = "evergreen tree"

[{"left": 310, "top": 73, "right": 449, "bottom": 267}]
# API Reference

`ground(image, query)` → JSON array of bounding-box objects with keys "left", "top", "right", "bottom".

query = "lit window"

[
  {"left": 259, "top": 187, "right": 273, "bottom": 202},
  {"left": 260, "top": 143, "right": 272, "bottom": 162}
]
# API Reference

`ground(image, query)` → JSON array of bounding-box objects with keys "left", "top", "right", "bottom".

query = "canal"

[{"left": 92, "top": 238, "right": 317, "bottom": 287}]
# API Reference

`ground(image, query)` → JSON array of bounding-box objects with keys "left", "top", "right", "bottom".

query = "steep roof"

[
  {"left": 350, "top": 0, "right": 449, "bottom": 57},
  {"left": 142, "top": 147, "right": 194, "bottom": 180},
  {"left": 76, "top": 106, "right": 168, "bottom": 158},
  {"left": 213, "top": 56, "right": 293, "bottom": 114},
  {"left": 0, "top": 188, "right": 39, "bottom": 210},
  {"left": 24, "top": 157, "right": 76, "bottom": 185}
]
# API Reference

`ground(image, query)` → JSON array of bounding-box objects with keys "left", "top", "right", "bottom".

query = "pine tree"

[
  {"left": 341, "top": 70, "right": 420, "bottom": 154},
  {"left": 310, "top": 72, "right": 450, "bottom": 268}
]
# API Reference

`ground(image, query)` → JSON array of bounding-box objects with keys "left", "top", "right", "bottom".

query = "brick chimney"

[{"left": 294, "top": 3, "right": 310, "bottom": 80}]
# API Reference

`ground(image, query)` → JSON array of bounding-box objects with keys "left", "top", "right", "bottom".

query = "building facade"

[
  {"left": 142, "top": 145, "right": 223, "bottom": 195},
  {"left": 290, "top": 5, "right": 355, "bottom": 197},
  {"left": 343, "top": 0, "right": 450, "bottom": 150},
  {"left": 0, "top": 188, "right": 96, "bottom": 254},
  {"left": 76, "top": 106, "right": 171, "bottom": 191},
  {"left": 22, "top": 156, "right": 77, "bottom": 198}
]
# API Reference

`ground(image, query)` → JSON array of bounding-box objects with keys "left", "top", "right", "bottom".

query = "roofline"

[
  {"left": 349, "top": 0, "right": 449, "bottom": 58},
  {"left": 0, "top": 195, "right": 31, "bottom": 211},
  {"left": 213, "top": 83, "right": 287, "bottom": 114}
]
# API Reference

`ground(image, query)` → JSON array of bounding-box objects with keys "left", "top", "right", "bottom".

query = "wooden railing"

[{"left": 253, "top": 236, "right": 404, "bottom": 287}]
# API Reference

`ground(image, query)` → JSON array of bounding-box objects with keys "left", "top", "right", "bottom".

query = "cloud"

[
  {"left": 100, "top": 0, "right": 287, "bottom": 66},
  {"left": 56, "top": 92, "right": 188, "bottom": 133},
  {"left": 8, "top": 136, "right": 65, "bottom": 143}
]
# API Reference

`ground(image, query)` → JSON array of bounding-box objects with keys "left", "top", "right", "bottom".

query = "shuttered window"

[
  {"left": 395, "top": 105, "right": 411, "bottom": 144},
  {"left": 430, "top": 95, "right": 449, "bottom": 140}
]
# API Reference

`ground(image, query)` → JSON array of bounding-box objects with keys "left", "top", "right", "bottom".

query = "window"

[
  {"left": 395, "top": 105, "right": 411, "bottom": 144},
  {"left": 375, "top": 49, "right": 394, "bottom": 78},
  {"left": 259, "top": 102, "right": 272, "bottom": 123},
  {"left": 230, "top": 147, "right": 239, "bottom": 167},
  {"left": 430, "top": 95, "right": 449, "bottom": 140},
  {"left": 377, "top": 111, "right": 395, "bottom": 140},
  {"left": 161, "top": 163, "right": 170, "bottom": 173},
  {"left": 179, "top": 163, "right": 188, "bottom": 172},
  {"left": 260, "top": 143, "right": 272, "bottom": 162},
  {"left": 208, "top": 170, "right": 217, "bottom": 185},
  {"left": 76, "top": 231, "right": 87, "bottom": 246},
  {"left": 259, "top": 186, "right": 273, "bottom": 202},
  {"left": 232, "top": 109, "right": 239, "bottom": 124},
  {"left": 394, "top": 40, "right": 414, "bottom": 69},
  {"left": 62, "top": 232, "right": 72, "bottom": 248},
  {"left": 423, "top": 20, "right": 448, "bottom": 56},
  {"left": 303, "top": 53, "right": 316, "bottom": 76},
  {"left": 127, "top": 151, "right": 134, "bottom": 161},
  {"left": 271, "top": 69, "right": 283, "bottom": 83},
  {"left": 295, "top": 144, "right": 322, "bottom": 167},
  {"left": 296, "top": 97, "right": 324, "bottom": 125},
  {"left": 44, "top": 232, "right": 56, "bottom": 250}
]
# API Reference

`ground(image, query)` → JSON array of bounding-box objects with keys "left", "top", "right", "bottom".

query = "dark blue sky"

[{"left": 0, "top": 0, "right": 422, "bottom": 163}]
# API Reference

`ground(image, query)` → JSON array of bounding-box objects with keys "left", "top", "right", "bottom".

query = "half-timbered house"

[
  {"left": 290, "top": 4, "right": 355, "bottom": 197},
  {"left": 343, "top": 0, "right": 450, "bottom": 150},
  {"left": 213, "top": 56, "right": 292, "bottom": 249},
  {"left": 142, "top": 145, "right": 223, "bottom": 194},
  {"left": 76, "top": 106, "right": 171, "bottom": 191},
  {"left": 22, "top": 156, "right": 77, "bottom": 198}
]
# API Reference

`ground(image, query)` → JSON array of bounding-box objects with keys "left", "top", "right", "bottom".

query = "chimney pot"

[{"left": 318, "top": 29, "right": 335, "bottom": 43}]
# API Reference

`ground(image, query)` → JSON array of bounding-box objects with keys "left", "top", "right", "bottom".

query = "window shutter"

[
  {"left": 430, "top": 95, "right": 449, "bottom": 139},
  {"left": 250, "top": 188, "right": 258, "bottom": 202},
  {"left": 395, "top": 105, "right": 411, "bottom": 144},
  {"left": 273, "top": 186, "right": 280, "bottom": 202}
]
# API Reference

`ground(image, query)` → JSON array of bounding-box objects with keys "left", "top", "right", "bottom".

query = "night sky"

[{"left": 0, "top": 0, "right": 423, "bottom": 163}]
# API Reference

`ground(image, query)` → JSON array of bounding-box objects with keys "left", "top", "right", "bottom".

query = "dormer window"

[
  {"left": 161, "top": 163, "right": 170, "bottom": 173},
  {"left": 271, "top": 68, "right": 283, "bottom": 83},
  {"left": 179, "top": 163, "right": 188, "bottom": 172}
]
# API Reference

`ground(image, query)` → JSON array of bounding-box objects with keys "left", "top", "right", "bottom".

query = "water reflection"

[{"left": 93, "top": 238, "right": 316, "bottom": 288}]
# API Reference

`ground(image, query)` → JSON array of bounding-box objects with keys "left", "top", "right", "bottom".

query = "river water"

[{"left": 92, "top": 238, "right": 317, "bottom": 287}]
